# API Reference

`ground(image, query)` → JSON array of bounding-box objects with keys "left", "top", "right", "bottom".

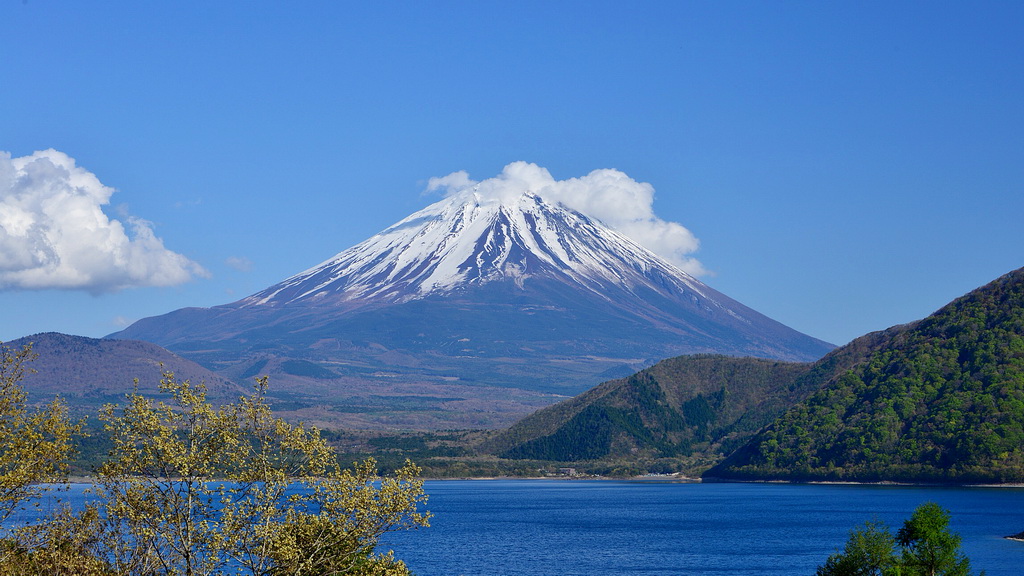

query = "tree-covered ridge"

[
  {"left": 488, "top": 354, "right": 815, "bottom": 466},
  {"left": 708, "top": 267, "right": 1024, "bottom": 483}
]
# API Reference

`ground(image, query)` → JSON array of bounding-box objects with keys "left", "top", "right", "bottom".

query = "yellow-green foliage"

[
  {"left": 0, "top": 360, "right": 430, "bottom": 576},
  {"left": 90, "top": 373, "right": 430, "bottom": 576},
  {"left": 0, "top": 342, "right": 79, "bottom": 522},
  {"left": 1, "top": 505, "right": 113, "bottom": 576}
]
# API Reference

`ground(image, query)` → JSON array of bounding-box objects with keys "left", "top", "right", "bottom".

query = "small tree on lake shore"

[
  {"left": 817, "top": 502, "right": 979, "bottom": 576},
  {"left": 815, "top": 520, "right": 896, "bottom": 576},
  {"left": 896, "top": 502, "right": 974, "bottom": 576}
]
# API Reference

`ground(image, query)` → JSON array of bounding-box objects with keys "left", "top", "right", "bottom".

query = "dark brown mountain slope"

[{"left": 7, "top": 333, "right": 245, "bottom": 418}]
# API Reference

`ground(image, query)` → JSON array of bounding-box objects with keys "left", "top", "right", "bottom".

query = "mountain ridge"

[
  {"left": 705, "top": 266, "right": 1024, "bottom": 483},
  {"left": 5, "top": 332, "right": 244, "bottom": 418}
]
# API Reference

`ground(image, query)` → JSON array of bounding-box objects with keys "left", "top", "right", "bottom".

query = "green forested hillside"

[
  {"left": 483, "top": 354, "right": 816, "bottom": 470},
  {"left": 706, "top": 267, "right": 1024, "bottom": 483}
]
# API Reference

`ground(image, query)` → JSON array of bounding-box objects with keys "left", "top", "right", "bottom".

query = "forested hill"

[
  {"left": 482, "top": 354, "right": 817, "bottom": 465},
  {"left": 705, "top": 267, "right": 1024, "bottom": 483}
]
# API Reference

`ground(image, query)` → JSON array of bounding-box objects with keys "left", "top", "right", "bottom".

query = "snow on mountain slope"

[{"left": 242, "top": 189, "right": 710, "bottom": 310}]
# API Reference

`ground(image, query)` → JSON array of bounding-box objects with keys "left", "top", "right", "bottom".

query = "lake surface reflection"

[{"left": 381, "top": 480, "right": 1024, "bottom": 576}]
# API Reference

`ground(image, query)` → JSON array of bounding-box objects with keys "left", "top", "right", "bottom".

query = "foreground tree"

[
  {"left": 86, "top": 373, "right": 431, "bottom": 576},
  {"left": 0, "top": 371, "right": 428, "bottom": 576},
  {"left": 818, "top": 503, "right": 979, "bottom": 576},
  {"left": 896, "top": 502, "right": 973, "bottom": 576},
  {"left": 1, "top": 505, "right": 111, "bottom": 576},
  {"left": 0, "top": 341, "right": 88, "bottom": 573},
  {"left": 816, "top": 520, "right": 896, "bottom": 576},
  {"left": 0, "top": 341, "right": 78, "bottom": 523}
]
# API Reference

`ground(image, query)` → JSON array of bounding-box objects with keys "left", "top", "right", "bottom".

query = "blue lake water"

[
  {"left": 381, "top": 480, "right": 1024, "bottom": 576},
  {"left": 8, "top": 480, "right": 1024, "bottom": 575}
]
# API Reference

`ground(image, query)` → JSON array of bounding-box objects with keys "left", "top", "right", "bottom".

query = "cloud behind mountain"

[{"left": 427, "top": 162, "right": 706, "bottom": 276}]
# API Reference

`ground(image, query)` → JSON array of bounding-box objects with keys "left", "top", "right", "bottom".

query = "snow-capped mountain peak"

[
  {"left": 242, "top": 190, "right": 706, "bottom": 308},
  {"left": 110, "top": 164, "right": 835, "bottom": 432},
  {"left": 111, "top": 172, "right": 835, "bottom": 422}
]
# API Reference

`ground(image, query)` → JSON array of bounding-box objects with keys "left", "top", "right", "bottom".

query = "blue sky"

[{"left": 1, "top": 1, "right": 1022, "bottom": 347}]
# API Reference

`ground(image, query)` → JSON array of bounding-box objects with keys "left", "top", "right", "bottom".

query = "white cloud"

[
  {"left": 0, "top": 149, "right": 208, "bottom": 293},
  {"left": 426, "top": 161, "right": 707, "bottom": 276},
  {"left": 225, "top": 256, "right": 253, "bottom": 272}
]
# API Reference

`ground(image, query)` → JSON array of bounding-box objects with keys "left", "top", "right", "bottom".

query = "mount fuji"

[{"left": 111, "top": 169, "right": 833, "bottom": 429}]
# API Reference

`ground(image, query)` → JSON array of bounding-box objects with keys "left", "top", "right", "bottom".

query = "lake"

[
  {"left": 381, "top": 480, "right": 1024, "bottom": 576},
  {"left": 8, "top": 480, "right": 1024, "bottom": 575}
]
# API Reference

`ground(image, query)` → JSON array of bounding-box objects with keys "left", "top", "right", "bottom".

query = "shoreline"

[
  {"left": 701, "top": 476, "right": 1024, "bottom": 489},
  {"left": 56, "top": 474, "right": 1024, "bottom": 489}
]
